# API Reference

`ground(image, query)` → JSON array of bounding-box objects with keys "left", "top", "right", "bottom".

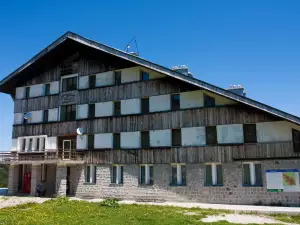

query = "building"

[{"left": 0, "top": 32, "right": 300, "bottom": 205}]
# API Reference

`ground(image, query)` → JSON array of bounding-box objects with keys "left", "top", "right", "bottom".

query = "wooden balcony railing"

[{"left": 0, "top": 149, "right": 84, "bottom": 164}]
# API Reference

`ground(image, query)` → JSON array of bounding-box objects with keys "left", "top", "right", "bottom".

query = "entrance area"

[{"left": 58, "top": 136, "right": 76, "bottom": 160}]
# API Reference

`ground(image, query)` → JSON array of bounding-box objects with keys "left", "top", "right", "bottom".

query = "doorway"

[
  {"left": 58, "top": 135, "right": 76, "bottom": 160},
  {"left": 63, "top": 140, "right": 71, "bottom": 160}
]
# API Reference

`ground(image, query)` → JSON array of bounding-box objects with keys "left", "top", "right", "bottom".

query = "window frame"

[
  {"left": 292, "top": 129, "right": 300, "bottom": 153},
  {"left": 61, "top": 74, "right": 78, "bottom": 92},
  {"left": 43, "top": 110, "right": 49, "bottom": 123},
  {"left": 85, "top": 165, "right": 97, "bottom": 184},
  {"left": 88, "top": 104, "right": 95, "bottom": 119},
  {"left": 206, "top": 126, "right": 218, "bottom": 145},
  {"left": 204, "top": 94, "right": 215, "bottom": 107},
  {"left": 141, "top": 131, "right": 150, "bottom": 148},
  {"left": 113, "top": 133, "right": 121, "bottom": 149},
  {"left": 170, "top": 163, "right": 186, "bottom": 186},
  {"left": 171, "top": 93, "right": 180, "bottom": 111},
  {"left": 114, "top": 71, "right": 122, "bottom": 85},
  {"left": 60, "top": 104, "right": 76, "bottom": 122},
  {"left": 243, "top": 124, "right": 257, "bottom": 143},
  {"left": 139, "top": 164, "right": 153, "bottom": 185},
  {"left": 242, "top": 162, "right": 263, "bottom": 187},
  {"left": 88, "top": 134, "right": 94, "bottom": 150},
  {"left": 205, "top": 163, "right": 223, "bottom": 186},
  {"left": 141, "top": 97, "right": 149, "bottom": 114},
  {"left": 45, "top": 83, "right": 51, "bottom": 96},
  {"left": 89, "top": 75, "right": 96, "bottom": 89},
  {"left": 111, "top": 165, "right": 123, "bottom": 184},
  {"left": 25, "top": 87, "right": 30, "bottom": 99},
  {"left": 140, "top": 70, "right": 150, "bottom": 81},
  {"left": 171, "top": 129, "right": 181, "bottom": 147}
]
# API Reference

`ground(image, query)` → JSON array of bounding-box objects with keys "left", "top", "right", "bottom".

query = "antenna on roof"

[{"left": 124, "top": 36, "right": 140, "bottom": 56}]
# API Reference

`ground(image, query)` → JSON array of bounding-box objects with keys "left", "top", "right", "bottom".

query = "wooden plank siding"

[
  {"left": 12, "top": 106, "right": 279, "bottom": 138},
  {"left": 83, "top": 142, "right": 297, "bottom": 164},
  {"left": 14, "top": 78, "right": 186, "bottom": 113}
]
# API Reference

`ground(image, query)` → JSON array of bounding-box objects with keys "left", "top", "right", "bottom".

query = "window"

[
  {"left": 114, "top": 101, "right": 121, "bottom": 116},
  {"left": 114, "top": 71, "right": 121, "bottom": 85},
  {"left": 140, "top": 165, "right": 153, "bottom": 185},
  {"left": 88, "top": 135, "right": 94, "bottom": 149},
  {"left": 85, "top": 165, "right": 96, "bottom": 184},
  {"left": 141, "top": 71, "right": 150, "bottom": 81},
  {"left": 60, "top": 104, "right": 76, "bottom": 121},
  {"left": 243, "top": 124, "right": 257, "bottom": 143},
  {"left": 36, "top": 138, "right": 40, "bottom": 151},
  {"left": 89, "top": 75, "right": 96, "bottom": 89},
  {"left": 45, "top": 83, "right": 50, "bottom": 96},
  {"left": 43, "top": 110, "right": 48, "bottom": 123},
  {"left": 22, "top": 139, "right": 26, "bottom": 151},
  {"left": 41, "top": 164, "right": 47, "bottom": 182},
  {"left": 243, "top": 162, "right": 263, "bottom": 186},
  {"left": 171, "top": 94, "right": 180, "bottom": 111},
  {"left": 292, "top": 129, "right": 300, "bottom": 153},
  {"left": 113, "top": 133, "right": 120, "bottom": 149},
  {"left": 28, "top": 139, "right": 33, "bottom": 152},
  {"left": 88, "top": 104, "right": 95, "bottom": 119},
  {"left": 141, "top": 98, "right": 149, "bottom": 114},
  {"left": 205, "top": 164, "right": 223, "bottom": 186},
  {"left": 170, "top": 164, "right": 186, "bottom": 186},
  {"left": 23, "top": 113, "right": 28, "bottom": 125},
  {"left": 206, "top": 126, "right": 217, "bottom": 145},
  {"left": 141, "top": 131, "right": 150, "bottom": 148},
  {"left": 25, "top": 87, "right": 30, "bottom": 98},
  {"left": 172, "top": 129, "right": 181, "bottom": 146},
  {"left": 204, "top": 94, "right": 215, "bottom": 107},
  {"left": 111, "top": 165, "right": 123, "bottom": 184},
  {"left": 62, "top": 76, "right": 77, "bottom": 92}
]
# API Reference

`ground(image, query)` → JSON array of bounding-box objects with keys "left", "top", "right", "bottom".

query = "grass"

[{"left": 0, "top": 198, "right": 299, "bottom": 225}]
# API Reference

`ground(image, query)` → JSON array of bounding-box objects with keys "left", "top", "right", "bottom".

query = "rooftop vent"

[
  {"left": 172, "top": 65, "right": 193, "bottom": 77},
  {"left": 227, "top": 84, "right": 246, "bottom": 96}
]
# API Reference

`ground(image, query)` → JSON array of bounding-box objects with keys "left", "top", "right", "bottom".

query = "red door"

[{"left": 23, "top": 172, "right": 31, "bottom": 193}]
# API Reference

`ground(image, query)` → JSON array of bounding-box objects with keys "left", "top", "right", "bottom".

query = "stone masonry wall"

[
  {"left": 72, "top": 160, "right": 300, "bottom": 205},
  {"left": 7, "top": 165, "right": 19, "bottom": 195}
]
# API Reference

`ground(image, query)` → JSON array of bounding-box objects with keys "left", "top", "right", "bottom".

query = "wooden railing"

[{"left": 0, "top": 149, "right": 84, "bottom": 163}]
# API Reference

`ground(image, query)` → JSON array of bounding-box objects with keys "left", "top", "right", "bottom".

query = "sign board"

[{"left": 266, "top": 169, "right": 300, "bottom": 192}]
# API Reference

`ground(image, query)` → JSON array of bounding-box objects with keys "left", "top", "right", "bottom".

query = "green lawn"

[{"left": 0, "top": 198, "right": 299, "bottom": 225}]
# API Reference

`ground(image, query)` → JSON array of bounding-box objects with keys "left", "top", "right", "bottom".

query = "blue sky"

[{"left": 0, "top": 0, "right": 300, "bottom": 151}]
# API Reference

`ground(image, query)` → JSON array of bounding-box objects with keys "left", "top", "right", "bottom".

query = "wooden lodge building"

[{"left": 1, "top": 32, "right": 300, "bottom": 205}]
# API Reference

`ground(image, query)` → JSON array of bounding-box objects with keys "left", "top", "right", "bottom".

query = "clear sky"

[{"left": 0, "top": 0, "right": 300, "bottom": 151}]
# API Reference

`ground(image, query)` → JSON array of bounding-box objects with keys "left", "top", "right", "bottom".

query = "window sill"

[
  {"left": 242, "top": 184, "right": 263, "bottom": 187},
  {"left": 109, "top": 183, "right": 123, "bottom": 187},
  {"left": 169, "top": 184, "right": 186, "bottom": 187},
  {"left": 83, "top": 182, "right": 96, "bottom": 185},
  {"left": 204, "top": 184, "right": 223, "bottom": 187}
]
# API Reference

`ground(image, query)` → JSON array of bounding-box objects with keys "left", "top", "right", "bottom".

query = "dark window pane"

[
  {"left": 88, "top": 104, "right": 95, "bottom": 119},
  {"left": 36, "top": 138, "right": 40, "bottom": 151},
  {"left": 112, "top": 166, "right": 116, "bottom": 183},
  {"left": 204, "top": 94, "right": 215, "bottom": 107},
  {"left": 86, "top": 166, "right": 90, "bottom": 183},
  {"left": 43, "top": 110, "right": 48, "bottom": 123},
  {"left": 115, "top": 71, "right": 122, "bottom": 85},
  {"left": 22, "top": 139, "right": 26, "bottom": 151},
  {"left": 206, "top": 126, "right": 217, "bottom": 145},
  {"left": 120, "top": 166, "right": 124, "bottom": 184},
  {"left": 205, "top": 165, "right": 212, "bottom": 186},
  {"left": 45, "top": 83, "right": 50, "bottom": 96},
  {"left": 181, "top": 165, "right": 186, "bottom": 185},
  {"left": 140, "top": 166, "right": 145, "bottom": 184},
  {"left": 88, "top": 135, "right": 94, "bottom": 150},
  {"left": 25, "top": 87, "right": 30, "bottom": 98},
  {"left": 28, "top": 139, "right": 33, "bottom": 152},
  {"left": 141, "top": 131, "right": 150, "bottom": 148},
  {"left": 292, "top": 129, "right": 300, "bottom": 153},
  {"left": 150, "top": 166, "right": 154, "bottom": 185},
  {"left": 255, "top": 164, "right": 263, "bottom": 186},
  {"left": 244, "top": 124, "right": 257, "bottom": 143},
  {"left": 89, "top": 75, "right": 96, "bottom": 89},
  {"left": 61, "top": 105, "right": 76, "bottom": 122},
  {"left": 172, "top": 129, "right": 181, "bottom": 146},
  {"left": 114, "top": 101, "right": 121, "bottom": 116},
  {"left": 243, "top": 164, "right": 251, "bottom": 185},
  {"left": 141, "top": 71, "right": 149, "bottom": 81},
  {"left": 171, "top": 94, "right": 180, "bottom": 111},
  {"left": 171, "top": 165, "right": 177, "bottom": 185},
  {"left": 141, "top": 98, "right": 149, "bottom": 114},
  {"left": 216, "top": 164, "right": 223, "bottom": 185},
  {"left": 62, "top": 77, "right": 77, "bottom": 92},
  {"left": 113, "top": 133, "right": 120, "bottom": 149},
  {"left": 93, "top": 166, "right": 97, "bottom": 183}
]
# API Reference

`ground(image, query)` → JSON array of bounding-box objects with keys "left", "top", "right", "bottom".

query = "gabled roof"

[{"left": 1, "top": 31, "right": 300, "bottom": 125}]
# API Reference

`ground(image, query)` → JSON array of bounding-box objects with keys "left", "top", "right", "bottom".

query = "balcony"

[{"left": 0, "top": 149, "right": 84, "bottom": 164}]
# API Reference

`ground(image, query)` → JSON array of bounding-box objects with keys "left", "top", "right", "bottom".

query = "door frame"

[{"left": 62, "top": 140, "right": 72, "bottom": 160}]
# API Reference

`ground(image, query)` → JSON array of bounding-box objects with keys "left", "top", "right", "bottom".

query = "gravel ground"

[
  {"left": 0, "top": 196, "right": 50, "bottom": 208},
  {"left": 201, "top": 214, "right": 298, "bottom": 225}
]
